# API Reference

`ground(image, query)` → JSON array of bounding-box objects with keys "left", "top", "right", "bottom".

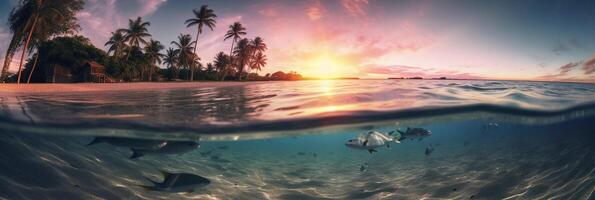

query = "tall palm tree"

[
  {"left": 213, "top": 51, "right": 229, "bottom": 81},
  {"left": 233, "top": 38, "right": 252, "bottom": 80},
  {"left": 185, "top": 5, "right": 216, "bottom": 81},
  {"left": 6, "top": 0, "right": 83, "bottom": 84},
  {"left": 144, "top": 40, "right": 164, "bottom": 81},
  {"left": 224, "top": 22, "right": 247, "bottom": 61},
  {"left": 164, "top": 47, "right": 178, "bottom": 80},
  {"left": 250, "top": 51, "right": 267, "bottom": 73},
  {"left": 105, "top": 31, "right": 127, "bottom": 59},
  {"left": 118, "top": 17, "right": 151, "bottom": 59},
  {"left": 171, "top": 34, "right": 196, "bottom": 81}
]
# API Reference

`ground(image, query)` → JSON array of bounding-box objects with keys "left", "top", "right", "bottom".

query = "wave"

[{"left": 2, "top": 102, "right": 595, "bottom": 141}]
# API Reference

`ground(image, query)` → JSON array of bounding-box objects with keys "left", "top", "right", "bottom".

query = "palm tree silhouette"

[
  {"left": 250, "top": 51, "right": 267, "bottom": 73},
  {"left": 171, "top": 34, "right": 196, "bottom": 81},
  {"left": 214, "top": 52, "right": 230, "bottom": 81},
  {"left": 224, "top": 22, "right": 247, "bottom": 75},
  {"left": 164, "top": 47, "right": 179, "bottom": 80},
  {"left": 233, "top": 38, "right": 252, "bottom": 80},
  {"left": 118, "top": 17, "right": 151, "bottom": 60},
  {"left": 144, "top": 39, "right": 165, "bottom": 81},
  {"left": 105, "top": 31, "right": 128, "bottom": 59},
  {"left": 185, "top": 5, "right": 217, "bottom": 81},
  {"left": 247, "top": 37, "right": 267, "bottom": 77}
]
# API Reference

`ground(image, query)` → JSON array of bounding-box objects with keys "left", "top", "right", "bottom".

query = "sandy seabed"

[{"left": 0, "top": 119, "right": 593, "bottom": 200}]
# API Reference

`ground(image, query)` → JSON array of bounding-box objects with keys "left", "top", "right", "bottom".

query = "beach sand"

[{"left": 0, "top": 82, "right": 266, "bottom": 94}]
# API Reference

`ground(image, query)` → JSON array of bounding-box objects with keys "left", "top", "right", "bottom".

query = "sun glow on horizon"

[{"left": 303, "top": 53, "right": 353, "bottom": 79}]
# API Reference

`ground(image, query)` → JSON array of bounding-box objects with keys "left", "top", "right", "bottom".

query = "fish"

[
  {"left": 130, "top": 141, "right": 199, "bottom": 159},
  {"left": 425, "top": 144, "right": 434, "bottom": 156},
  {"left": 395, "top": 127, "right": 432, "bottom": 141},
  {"left": 87, "top": 137, "right": 167, "bottom": 149},
  {"left": 217, "top": 145, "right": 229, "bottom": 150},
  {"left": 139, "top": 171, "right": 210, "bottom": 193},
  {"left": 345, "top": 131, "right": 400, "bottom": 154}
]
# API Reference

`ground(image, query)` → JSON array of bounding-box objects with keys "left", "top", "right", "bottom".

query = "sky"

[{"left": 1, "top": 0, "right": 595, "bottom": 82}]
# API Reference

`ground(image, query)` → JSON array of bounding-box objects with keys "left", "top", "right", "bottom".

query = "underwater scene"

[{"left": 0, "top": 80, "right": 594, "bottom": 199}]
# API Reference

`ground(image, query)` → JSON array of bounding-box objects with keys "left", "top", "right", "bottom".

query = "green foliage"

[
  {"left": 2, "top": 0, "right": 85, "bottom": 81},
  {"left": 22, "top": 35, "right": 108, "bottom": 82}
]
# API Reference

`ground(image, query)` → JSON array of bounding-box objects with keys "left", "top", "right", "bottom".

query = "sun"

[{"left": 307, "top": 54, "right": 347, "bottom": 79}]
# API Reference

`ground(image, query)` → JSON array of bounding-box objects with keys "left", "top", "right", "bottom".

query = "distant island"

[
  {"left": 388, "top": 77, "right": 449, "bottom": 80},
  {"left": 303, "top": 77, "right": 360, "bottom": 80}
]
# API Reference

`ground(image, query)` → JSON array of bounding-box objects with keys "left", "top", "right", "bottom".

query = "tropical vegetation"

[{"left": 1, "top": 2, "right": 304, "bottom": 83}]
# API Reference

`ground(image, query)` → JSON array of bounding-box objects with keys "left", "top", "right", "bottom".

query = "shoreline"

[
  {"left": 0, "top": 81, "right": 267, "bottom": 94},
  {"left": 1, "top": 79, "right": 593, "bottom": 94}
]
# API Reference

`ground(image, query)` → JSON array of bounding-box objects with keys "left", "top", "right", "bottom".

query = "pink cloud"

[
  {"left": 306, "top": 0, "right": 325, "bottom": 21},
  {"left": 77, "top": 0, "right": 167, "bottom": 50},
  {"left": 559, "top": 62, "right": 580, "bottom": 75},
  {"left": 340, "top": 0, "right": 369, "bottom": 17},
  {"left": 258, "top": 7, "right": 279, "bottom": 17},
  {"left": 360, "top": 64, "right": 483, "bottom": 79},
  {"left": 583, "top": 55, "right": 595, "bottom": 74}
]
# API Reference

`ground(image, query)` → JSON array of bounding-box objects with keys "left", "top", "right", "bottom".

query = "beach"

[{"left": 0, "top": 82, "right": 266, "bottom": 94}]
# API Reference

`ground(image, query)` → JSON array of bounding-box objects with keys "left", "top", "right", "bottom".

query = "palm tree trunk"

[
  {"left": 1, "top": 38, "right": 19, "bottom": 82},
  {"left": 192, "top": 28, "right": 200, "bottom": 82},
  {"left": 1, "top": 51, "right": 15, "bottom": 82},
  {"left": 17, "top": 16, "right": 39, "bottom": 84},
  {"left": 149, "top": 57, "right": 155, "bottom": 82},
  {"left": 229, "top": 39, "right": 236, "bottom": 80},
  {"left": 26, "top": 51, "right": 39, "bottom": 83},
  {"left": 190, "top": 64, "right": 194, "bottom": 81}
]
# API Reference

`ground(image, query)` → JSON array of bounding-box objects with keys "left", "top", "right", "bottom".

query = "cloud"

[
  {"left": 77, "top": 0, "right": 167, "bottom": 50},
  {"left": 258, "top": 7, "right": 279, "bottom": 17},
  {"left": 583, "top": 55, "right": 595, "bottom": 74},
  {"left": 340, "top": 0, "right": 369, "bottom": 17},
  {"left": 139, "top": 0, "right": 167, "bottom": 16},
  {"left": 306, "top": 1, "right": 325, "bottom": 21},
  {"left": 537, "top": 61, "right": 587, "bottom": 81},
  {"left": 360, "top": 64, "right": 483, "bottom": 79},
  {"left": 559, "top": 62, "right": 580, "bottom": 75}
]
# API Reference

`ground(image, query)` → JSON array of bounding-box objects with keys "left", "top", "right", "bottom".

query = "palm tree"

[
  {"left": 224, "top": 22, "right": 247, "bottom": 61},
  {"left": 247, "top": 37, "right": 267, "bottom": 76},
  {"left": 171, "top": 34, "right": 196, "bottom": 81},
  {"left": 250, "top": 51, "right": 267, "bottom": 72},
  {"left": 213, "top": 52, "right": 229, "bottom": 81},
  {"left": 185, "top": 5, "right": 216, "bottom": 81},
  {"left": 233, "top": 38, "right": 252, "bottom": 80},
  {"left": 164, "top": 47, "right": 178, "bottom": 80},
  {"left": 144, "top": 40, "right": 164, "bottom": 81},
  {"left": 250, "top": 37, "right": 267, "bottom": 54},
  {"left": 118, "top": 17, "right": 151, "bottom": 59},
  {"left": 5, "top": 0, "right": 84, "bottom": 84},
  {"left": 105, "top": 31, "right": 127, "bottom": 59}
]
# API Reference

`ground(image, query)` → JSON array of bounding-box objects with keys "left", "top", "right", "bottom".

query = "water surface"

[{"left": 0, "top": 80, "right": 593, "bottom": 199}]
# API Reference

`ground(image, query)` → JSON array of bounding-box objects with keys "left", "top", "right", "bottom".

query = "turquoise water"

[{"left": 0, "top": 80, "right": 594, "bottom": 199}]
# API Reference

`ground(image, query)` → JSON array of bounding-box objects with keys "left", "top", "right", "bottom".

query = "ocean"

[{"left": 0, "top": 80, "right": 593, "bottom": 199}]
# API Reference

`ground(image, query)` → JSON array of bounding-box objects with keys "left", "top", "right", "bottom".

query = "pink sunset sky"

[{"left": 1, "top": 0, "right": 594, "bottom": 82}]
